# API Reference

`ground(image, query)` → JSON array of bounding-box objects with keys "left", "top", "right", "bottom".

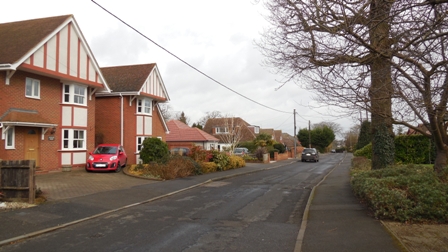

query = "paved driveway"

[{"left": 36, "top": 169, "right": 157, "bottom": 201}]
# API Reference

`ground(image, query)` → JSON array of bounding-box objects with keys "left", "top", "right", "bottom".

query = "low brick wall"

[{"left": 277, "top": 153, "right": 289, "bottom": 161}]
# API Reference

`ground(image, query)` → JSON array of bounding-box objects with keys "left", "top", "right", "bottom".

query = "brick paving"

[{"left": 35, "top": 169, "right": 157, "bottom": 201}]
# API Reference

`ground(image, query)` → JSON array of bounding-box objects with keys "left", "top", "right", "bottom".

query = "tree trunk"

[
  {"left": 429, "top": 115, "right": 448, "bottom": 173},
  {"left": 369, "top": 0, "right": 395, "bottom": 170},
  {"left": 433, "top": 147, "right": 448, "bottom": 173}
]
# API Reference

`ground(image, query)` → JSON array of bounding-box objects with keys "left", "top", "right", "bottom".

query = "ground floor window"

[
  {"left": 136, "top": 136, "right": 148, "bottom": 152},
  {"left": 62, "top": 129, "right": 86, "bottom": 150},
  {"left": 3, "top": 126, "right": 15, "bottom": 149}
]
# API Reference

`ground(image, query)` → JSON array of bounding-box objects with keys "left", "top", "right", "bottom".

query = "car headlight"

[
  {"left": 88, "top": 155, "right": 94, "bottom": 161},
  {"left": 110, "top": 156, "right": 118, "bottom": 161}
]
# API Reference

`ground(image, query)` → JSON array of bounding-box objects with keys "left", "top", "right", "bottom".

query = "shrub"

[
  {"left": 351, "top": 164, "right": 448, "bottom": 223},
  {"left": 356, "top": 120, "right": 371, "bottom": 151},
  {"left": 354, "top": 135, "right": 436, "bottom": 164},
  {"left": 269, "top": 149, "right": 279, "bottom": 159},
  {"left": 228, "top": 155, "right": 245, "bottom": 169},
  {"left": 139, "top": 155, "right": 199, "bottom": 180},
  {"left": 139, "top": 137, "right": 169, "bottom": 164},
  {"left": 200, "top": 162, "right": 218, "bottom": 174},
  {"left": 255, "top": 147, "right": 267, "bottom": 161},
  {"left": 273, "top": 143, "right": 286, "bottom": 153},
  {"left": 189, "top": 146, "right": 210, "bottom": 162},
  {"left": 354, "top": 143, "right": 372, "bottom": 159},
  {"left": 210, "top": 150, "right": 230, "bottom": 171},
  {"left": 394, "top": 135, "right": 435, "bottom": 164}
]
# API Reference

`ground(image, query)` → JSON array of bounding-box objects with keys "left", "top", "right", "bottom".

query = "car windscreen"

[
  {"left": 94, "top": 146, "right": 117, "bottom": 154},
  {"left": 303, "top": 149, "right": 315, "bottom": 154}
]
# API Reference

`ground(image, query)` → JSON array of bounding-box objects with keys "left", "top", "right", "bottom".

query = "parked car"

[
  {"left": 234, "top": 147, "right": 249, "bottom": 156},
  {"left": 86, "top": 144, "right": 127, "bottom": 172},
  {"left": 331, "top": 149, "right": 336, "bottom": 153},
  {"left": 301, "top": 148, "right": 319, "bottom": 162},
  {"left": 170, "top": 147, "right": 191, "bottom": 156}
]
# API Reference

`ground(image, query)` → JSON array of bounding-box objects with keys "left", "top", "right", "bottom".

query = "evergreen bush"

[{"left": 139, "top": 137, "right": 169, "bottom": 164}]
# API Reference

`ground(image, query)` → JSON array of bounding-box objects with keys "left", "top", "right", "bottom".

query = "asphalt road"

[{"left": 0, "top": 154, "right": 344, "bottom": 252}]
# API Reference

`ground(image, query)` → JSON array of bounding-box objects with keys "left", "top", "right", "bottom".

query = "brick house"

[
  {"left": 166, "top": 120, "right": 219, "bottom": 151},
  {"left": 96, "top": 63, "right": 170, "bottom": 164},
  {"left": 203, "top": 117, "right": 259, "bottom": 151},
  {"left": 0, "top": 15, "right": 110, "bottom": 172}
]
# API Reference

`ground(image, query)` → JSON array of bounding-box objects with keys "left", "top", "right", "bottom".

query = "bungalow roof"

[{"left": 166, "top": 120, "right": 218, "bottom": 142}]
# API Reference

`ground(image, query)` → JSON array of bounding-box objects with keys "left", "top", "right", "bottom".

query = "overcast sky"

[{"left": 2, "top": 0, "right": 357, "bottom": 137}]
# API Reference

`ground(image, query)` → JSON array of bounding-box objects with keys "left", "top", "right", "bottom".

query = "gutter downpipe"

[{"left": 120, "top": 93, "right": 124, "bottom": 145}]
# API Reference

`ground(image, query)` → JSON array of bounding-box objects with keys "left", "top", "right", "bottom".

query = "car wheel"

[
  {"left": 301, "top": 159, "right": 304, "bottom": 162},
  {"left": 115, "top": 162, "right": 122, "bottom": 173}
]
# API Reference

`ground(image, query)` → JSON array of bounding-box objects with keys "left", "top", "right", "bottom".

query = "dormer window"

[
  {"left": 137, "top": 98, "right": 152, "bottom": 115},
  {"left": 215, "top": 127, "right": 229, "bottom": 134}
]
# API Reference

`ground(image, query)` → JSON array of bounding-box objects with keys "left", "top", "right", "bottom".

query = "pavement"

[{"left": 0, "top": 154, "right": 405, "bottom": 251}]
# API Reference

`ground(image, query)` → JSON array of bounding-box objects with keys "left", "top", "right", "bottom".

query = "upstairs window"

[
  {"left": 25, "top": 78, "right": 40, "bottom": 99},
  {"left": 63, "top": 84, "right": 87, "bottom": 106},
  {"left": 137, "top": 98, "right": 152, "bottom": 115},
  {"left": 215, "top": 127, "right": 229, "bottom": 134}
]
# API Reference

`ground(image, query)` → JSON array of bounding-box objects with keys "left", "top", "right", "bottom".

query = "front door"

[{"left": 25, "top": 128, "right": 40, "bottom": 167}]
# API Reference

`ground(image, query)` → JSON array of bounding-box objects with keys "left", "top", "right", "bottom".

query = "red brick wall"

[
  {"left": 0, "top": 70, "right": 101, "bottom": 172},
  {"left": 167, "top": 142, "right": 195, "bottom": 150},
  {"left": 94, "top": 97, "right": 169, "bottom": 165},
  {"left": 123, "top": 96, "right": 137, "bottom": 164},
  {"left": 95, "top": 96, "right": 121, "bottom": 146},
  {"left": 0, "top": 71, "right": 62, "bottom": 171}
]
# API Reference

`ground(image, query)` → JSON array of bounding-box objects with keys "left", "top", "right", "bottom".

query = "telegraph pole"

[
  {"left": 308, "top": 120, "right": 311, "bottom": 148},
  {"left": 294, "top": 109, "right": 297, "bottom": 159}
]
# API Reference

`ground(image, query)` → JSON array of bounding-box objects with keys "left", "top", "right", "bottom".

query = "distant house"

[
  {"left": 406, "top": 124, "right": 431, "bottom": 135},
  {"left": 166, "top": 120, "right": 219, "bottom": 151},
  {"left": 96, "top": 63, "right": 170, "bottom": 165},
  {"left": 0, "top": 15, "right": 110, "bottom": 172},
  {"left": 259, "top": 128, "right": 276, "bottom": 140},
  {"left": 282, "top": 133, "right": 303, "bottom": 155},
  {"left": 203, "top": 117, "right": 258, "bottom": 150},
  {"left": 274, "top": 130, "right": 283, "bottom": 144}
]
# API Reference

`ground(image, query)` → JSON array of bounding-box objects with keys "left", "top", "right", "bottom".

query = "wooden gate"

[{"left": 0, "top": 160, "right": 36, "bottom": 204}]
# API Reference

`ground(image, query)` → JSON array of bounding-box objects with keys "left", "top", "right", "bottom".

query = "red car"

[{"left": 86, "top": 144, "right": 127, "bottom": 172}]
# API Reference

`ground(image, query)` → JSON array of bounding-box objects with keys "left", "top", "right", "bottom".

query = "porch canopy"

[{"left": 0, "top": 108, "right": 58, "bottom": 140}]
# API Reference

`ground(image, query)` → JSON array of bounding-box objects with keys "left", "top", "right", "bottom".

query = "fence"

[{"left": 0, "top": 160, "right": 36, "bottom": 204}]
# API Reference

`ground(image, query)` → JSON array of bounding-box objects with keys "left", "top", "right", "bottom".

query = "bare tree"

[
  {"left": 158, "top": 103, "right": 173, "bottom": 121},
  {"left": 219, "top": 116, "right": 246, "bottom": 154},
  {"left": 389, "top": 3, "right": 448, "bottom": 172},
  {"left": 258, "top": 0, "right": 448, "bottom": 171},
  {"left": 313, "top": 121, "right": 343, "bottom": 138},
  {"left": 198, "top": 111, "right": 222, "bottom": 128}
]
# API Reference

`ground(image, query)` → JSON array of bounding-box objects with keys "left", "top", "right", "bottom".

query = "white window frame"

[
  {"left": 25, "top": 77, "right": 40, "bottom": 99},
  {"left": 215, "top": 126, "right": 229, "bottom": 134},
  {"left": 136, "top": 136, "right": 147, "bottom": 152},
  {"left": 62, "top": 129, "right": 86, "bottom": 150},
  {"left": 63, "top": 83, "right": 87, "bottom": 106},
  {"left": 136, "top": 98, "right": 152, "bottom": 115},
  {"left": 3, "top": 126, "right": 15, "bottom": 149}
]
